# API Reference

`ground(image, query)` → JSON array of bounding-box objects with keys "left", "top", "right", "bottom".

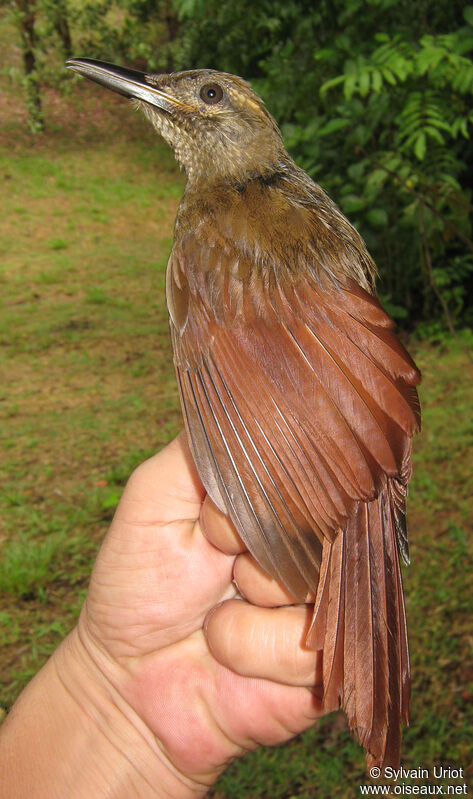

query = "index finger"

[
  {"left": 115, "top": 431, "right": 206, "bottom": 526},
  {"left": 200, "top": 496, "right": 247, "bottom": 555}
]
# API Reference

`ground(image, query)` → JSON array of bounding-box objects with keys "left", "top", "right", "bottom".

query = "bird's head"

[{"left": 66, "top": 59, "right": 286, "bottom": 186}]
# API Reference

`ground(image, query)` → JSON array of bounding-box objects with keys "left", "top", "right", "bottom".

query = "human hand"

[
  {"left": 1, "top": 433, "right": 321, "bottom": 799},
  {"left": 78, "top": 432, "right": 322, "bottom": 791}
]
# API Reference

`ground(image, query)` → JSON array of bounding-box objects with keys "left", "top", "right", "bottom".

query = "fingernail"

[
  {"left": 232, "top": 576, "right": 243, "bottom": 598},
  {"left": 203, "top": 601, "right": 224, "bottom": 636}
]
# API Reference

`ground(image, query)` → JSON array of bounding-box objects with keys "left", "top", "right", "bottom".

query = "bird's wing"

[
  {"left": 168, "top": 222, "right": 421, "bottom": 766},
  {"left": 167, "top": 234, "right": 421, "bottom": 601}
]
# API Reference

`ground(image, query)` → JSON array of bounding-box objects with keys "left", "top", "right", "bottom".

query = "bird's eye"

[{"left": 200, "top": 83, "right": 224, "bottom": 105}]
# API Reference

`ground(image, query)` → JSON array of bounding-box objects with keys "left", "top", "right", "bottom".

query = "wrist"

[
  {"left": 57, "top": 626, "right": 203, "bottom": 799},
  {"left": 0, "top": 625, "right": 209, "bottom": 799}
]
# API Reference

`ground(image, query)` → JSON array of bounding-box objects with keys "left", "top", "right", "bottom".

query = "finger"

[
  {"left": 204, "top": 599, "right": 321, "bottom": 687},
  {"left": 200, "top": 496, "right": 247, "bottom": 555},
  {"left": 117, "top": 431, "right": 205, "bottom": 525},
  {"left": 233, "top": 553, "right": 315, "bottom": 606}
]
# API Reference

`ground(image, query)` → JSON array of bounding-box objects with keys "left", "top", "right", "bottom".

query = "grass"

[
  {"left": 1, "top": 16, "right": 472, "bottom": 797},
  {"left": 0, "top": 19, "right": 185, "bottom": 710}
]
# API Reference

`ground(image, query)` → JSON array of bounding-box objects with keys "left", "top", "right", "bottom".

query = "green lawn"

[{"left": 1, "top": 49, "right": 472, "bottom": 799}]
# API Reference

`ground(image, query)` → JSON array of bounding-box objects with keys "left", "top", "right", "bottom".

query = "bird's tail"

[{"left": 307, "top": 481, "right": 410, "bottom": 768}]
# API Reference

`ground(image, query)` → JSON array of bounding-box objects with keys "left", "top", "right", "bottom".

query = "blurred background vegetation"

[
  {"left": 5, "top": 0, "right": 473, "bottom": 336},
  {"left": 0, "top": 1, "right": 472, "bottom": 797}
]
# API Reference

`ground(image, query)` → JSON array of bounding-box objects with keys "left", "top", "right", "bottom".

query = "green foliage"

[
  {"left": 3, "top": 0, "right": 473, "bottom": 327},
  {"left": 173, "top": 0, "right": 473, "bottom": 332}
]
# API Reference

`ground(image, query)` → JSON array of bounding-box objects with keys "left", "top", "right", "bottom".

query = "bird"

[{"left": 66, "top": 57, "right": 421, "bottom": 769}]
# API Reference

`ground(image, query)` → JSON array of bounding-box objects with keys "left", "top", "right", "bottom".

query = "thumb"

[
  {"left": 115, "top": 431, "right": 206, "bottom": 526},
  {"left": 204, "top": 599, "right": 320, "bottom": 687}
]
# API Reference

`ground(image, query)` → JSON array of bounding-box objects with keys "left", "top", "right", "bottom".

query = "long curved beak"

[{"left": 66, "top": 58, "right": 190, "bottom": 112}]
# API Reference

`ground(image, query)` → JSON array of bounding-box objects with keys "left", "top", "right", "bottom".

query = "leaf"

[
  {"left": 366, "top": 169, "right": 389, "bottom": 190},
  {"left": 414, "top": 131, "right": 427, "bottom": 160},
  {"left": 371, "top": 69, "right": 383, "bottom": 92},
  {"left": 382, "top": 66, "right": 397, "bottom": 86},
  {"left": 439, "top": 174, "right": 462, "bottom": 191},
  {"left": 453, "top": 66, "right": 473, "bottom": 93},
  {"left": 314, "top": 47, "right": 337, "bottom": 61},
  {"left": 464, "top": 6, "right": 473, "bottom": 25},
  {"left": 365, "top": 208, "right": 389, "bottom": 227},
  {"left": 320, "top": 74, "right": 345, "bottom": 97},
  {"left": 359, "top": 69, "right": 370, "bottom": 97},
  {"left": 378, "top": 294, "right": 409, "bottom": 321},
  {"left": 344, "top": 73, "right": 358, "bottom": 100},
  {"left": 317, "top": 118, "right": 350, "bottom": 136},
  {"left": 347, "top": 160, "right": 368, "bottom": 180},
  {"left": 456, "top": 36, "right": 473, "bottom": 56},
  {"left": 424, "top": 126, "right": 445, "bottom": 145},
  {"left": 383, "top": 156, "right": 401, "bottom": 172},
  {"left": 345, "top": 58, "right": 357, "bottom": 75},
  {"left": 341, "top": 194, "right": 365, "bottom": 212}
]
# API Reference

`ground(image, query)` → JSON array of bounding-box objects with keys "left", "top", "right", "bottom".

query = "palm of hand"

[{"left": 80, "top": 434, "right": 320, "bottom": 783}]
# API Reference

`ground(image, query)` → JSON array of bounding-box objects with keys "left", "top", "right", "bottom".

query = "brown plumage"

[{"left": 66, "top": 58, "right": 421, "bottom": 768}]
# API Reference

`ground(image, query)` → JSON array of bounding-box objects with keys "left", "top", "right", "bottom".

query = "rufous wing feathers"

[{"left": 168, "top": 224, "right": 420, "bottom": 767}]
